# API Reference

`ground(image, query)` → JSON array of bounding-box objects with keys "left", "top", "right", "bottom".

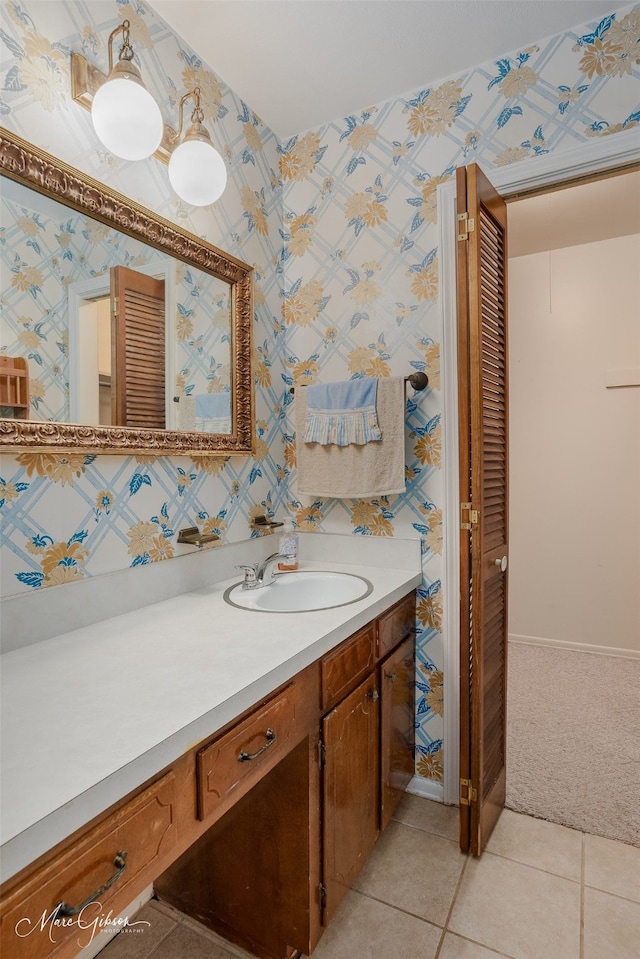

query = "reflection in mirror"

[
  {"left": 1, "top": 179, "right": 232, "bottom": 433},
  {"left": 0, "top": 128, "right": 253, "bottom": 455}
]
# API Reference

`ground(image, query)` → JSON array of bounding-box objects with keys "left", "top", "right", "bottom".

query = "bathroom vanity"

[{"left": 0, "top": 534, "right": 421, "bottom": 959}]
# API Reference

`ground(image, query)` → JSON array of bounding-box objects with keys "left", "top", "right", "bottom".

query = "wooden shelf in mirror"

[{"left": 0, "top": 356, "right": 30, "bottom": 419}]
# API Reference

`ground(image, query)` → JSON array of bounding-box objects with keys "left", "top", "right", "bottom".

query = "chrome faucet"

[{"left": 236, "top": 552, "right": 290, "bottom": 590}]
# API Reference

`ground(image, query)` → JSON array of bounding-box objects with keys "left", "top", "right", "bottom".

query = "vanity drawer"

[
  {"left": 321, "top": 623, "right": 376, "bottom": 712},
  {"left": 197, "top": 682, "right": 301, "bottom": 823},
  {"left": 1, "top": 772, "right": 177, "bottom": 959},
  {"left": 377, "top": 592, "right": 416, "bottom": 659}
]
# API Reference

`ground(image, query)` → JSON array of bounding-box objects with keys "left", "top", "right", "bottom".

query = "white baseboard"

[
  {"left": 509, "top": 633, "right": 640, "bottom": 660},
  {"left": 406, "top": 775, "right": 446, "bottom": 803}
]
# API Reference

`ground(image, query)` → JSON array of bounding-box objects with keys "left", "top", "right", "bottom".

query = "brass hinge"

[
  {"left": 318, "top": 739, "right": 326, "bottom": 769},
  {"left": 111, "top": 297, "right": 119, "bottom": 316},
  {"left": 460, "top": 778, "right": 478, "bottom": 806},
  {"left": 457, "top": 212, "right": 475, "bottom": 240},
  {"left": 460, "top": 502, "right": 479, "bottom": 530}
]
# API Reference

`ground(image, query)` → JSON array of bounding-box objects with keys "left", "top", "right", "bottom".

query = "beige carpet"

[{"left": 506, "top": 641, "right": 640, "bottom": 847}]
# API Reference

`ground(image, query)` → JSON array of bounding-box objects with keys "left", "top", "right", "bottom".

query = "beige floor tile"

[
  {"left": 584, "top": 833, "right": 640, "bottom": 903},
  {"left": 146, "top": 923, "right": 240, "bottom": 959},
  {"left": 439, "top": 933, "right": 517, "bottom": 959},
  {"left": 486, "top": 809, "right": 582, "bottom": 881},
  {"left": 101, "top": 901, "right": 178, "bottom": 959},
  {"left": 392, "top": 793, "right": 459, "bottom": 841},
  {"left": 449, "top": 852, "right": 581, "bottom": 959},
  {"left": 583, "top": 887, "right": 640, "bottom": 959},
  {"left": 311, "top": 889, "right": 442, "bottom": 959},
  {"left": 352, "top": 820, "right": 465, "bottom": 926}
]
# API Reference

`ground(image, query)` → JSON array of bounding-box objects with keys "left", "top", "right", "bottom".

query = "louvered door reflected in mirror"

[{"left": 110, "top": 267, "right": 166, "bottom": 430}]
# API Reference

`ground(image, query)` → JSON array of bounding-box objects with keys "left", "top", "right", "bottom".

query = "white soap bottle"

[{"left": 278, "top": 517, "right": 299, "bottom": 571}]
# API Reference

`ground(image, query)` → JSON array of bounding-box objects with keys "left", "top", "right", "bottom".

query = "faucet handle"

[{"left": 236, "top": 563, "right": 258, "bottom": 588}]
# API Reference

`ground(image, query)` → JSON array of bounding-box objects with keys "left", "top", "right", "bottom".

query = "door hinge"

[
  {"left": 319, "top": 883, "right": 327, "bottom": 911},
  {"left": 460, "top": 502, "right": 479, "bottom": 530},
  {"left": 111, "top": 297, "right": 119, "bottom": 316},
  {"left": 318, "top": 739, "right": 326, "bottom": 769},
  {"left": 460, "top": 778, "right": 478, "bottom": 806},
  {"left": 457, "top": 212, "right": 475, "bottom": 240}
]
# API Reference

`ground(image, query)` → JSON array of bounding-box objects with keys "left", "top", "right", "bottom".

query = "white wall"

[{"left": 508, "top": 216, "right": 640, "bottom": 654}]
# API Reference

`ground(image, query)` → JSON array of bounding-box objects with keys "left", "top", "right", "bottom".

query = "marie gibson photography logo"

[{"left": 14, "top": 900, "right": 151, "bottom": 948}]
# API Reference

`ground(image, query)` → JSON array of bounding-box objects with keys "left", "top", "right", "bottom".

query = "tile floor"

[{"left": 102, "top": 795, "right": 640, "bottom": 959}]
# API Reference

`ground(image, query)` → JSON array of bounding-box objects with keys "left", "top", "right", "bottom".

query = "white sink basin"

[{"left": 223, "top": 570, "right": 373, "bottom": 613}]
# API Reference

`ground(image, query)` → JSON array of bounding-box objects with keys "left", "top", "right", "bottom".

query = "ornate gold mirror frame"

[{"left": 0, "top": 128, "right": 254, "bottom": 455}]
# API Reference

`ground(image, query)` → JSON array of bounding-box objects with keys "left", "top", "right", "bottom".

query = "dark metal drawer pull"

[
  {"left": 56, "top": 851, "right": 127, "bottom": 917},
  {"left": 238, "top": 728, "right": 276, "bottom": 762}
]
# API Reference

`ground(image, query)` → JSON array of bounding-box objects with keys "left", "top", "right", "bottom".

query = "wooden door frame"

[{"left": 436, "top": 129, "right": 640, "bottom": 808}]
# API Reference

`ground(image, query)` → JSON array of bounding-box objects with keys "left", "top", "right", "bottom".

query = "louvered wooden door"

[
  {"left": 456, "top": 164, "right": 509, "bottom": 856},
  {"left": 110, "top": 267, "right": 166, "bottom": 429}
]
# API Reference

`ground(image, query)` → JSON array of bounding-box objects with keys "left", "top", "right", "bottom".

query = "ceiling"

[{"left": 146, "top": 0, "right": 630, "bottom": 139}]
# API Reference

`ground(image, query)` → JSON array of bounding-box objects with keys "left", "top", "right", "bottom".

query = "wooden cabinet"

[
  {"left": 1, "top": 591, "right": 416, "bottom": 959},
  {"left": 196, "top": 679, "right": 303, "bottom": 823},
  {"left": 380, "top": 635, "right": 416, "bottom": 829},
  {"left": 156, "top": 593, "right": 416, "bottom": 954},
  {"left": 156, "top": 667, "right": 322, "bottom": 959},
  {"left": 320, "top": 623, "right": 376, "bottom": 711},
  {"left": 0, "top": 773, "right": 177, "bottom": 959},
  {"left": 378, "top": 590, "right": 416, "bottom": 658},
  {"left": 322, "top": 670, "right": 380, "bottom": 923},
  {"left": 156, "top": 736, "right": 321, "bottom": 959},
  {"left": 320, "top": 592, "right": 416, "bottom": 925}
]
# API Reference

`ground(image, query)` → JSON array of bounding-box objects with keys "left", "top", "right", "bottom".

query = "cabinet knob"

[
  {"left": 368, "top": 689, "right": 379, "bottom": 702},
  {"left": 494, "top": 555, "right": 508, "bottom": 572},
  {"left": 385, "top": 670, "right": 398, "bottom": 683}
]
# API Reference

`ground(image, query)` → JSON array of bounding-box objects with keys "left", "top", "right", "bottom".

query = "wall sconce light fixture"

[
  {"left": 168, "top": 87, "right": 227, "bottom": 207},
  {"left": 72, "top": 25, "right": 227, "bottom": 206},
  {"left": 89, "top": 19, "right": 163, "bottom": 161}
]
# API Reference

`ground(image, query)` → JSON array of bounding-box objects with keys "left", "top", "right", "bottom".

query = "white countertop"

[{"left": 0, "top": 534, "right": 421, "bottom": 883}]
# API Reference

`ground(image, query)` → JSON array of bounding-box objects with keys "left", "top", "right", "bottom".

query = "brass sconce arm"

[
  {"left": 106, "top": 19, "right": 135, "bottom": 73},
  {"left": 172, "top": 87, "right": 205, "bottom": 142}
]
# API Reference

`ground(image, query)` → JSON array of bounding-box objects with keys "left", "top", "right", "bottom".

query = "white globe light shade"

[
  {"left": 168, "top": 139, "right": 227, "bottom": 206},
  {"left": 91, "top": 71, "right": 163, "bottom": 161}
]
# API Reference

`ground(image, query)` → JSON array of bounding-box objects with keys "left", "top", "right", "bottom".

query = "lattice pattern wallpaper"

[{"left": 1, "top": 0, "right": 638, "bottom": 785}]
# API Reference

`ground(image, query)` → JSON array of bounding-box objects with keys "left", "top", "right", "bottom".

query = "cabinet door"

[
  {"left": 380, "top": 635, "right": 416, "bottom": 830},
  {"left": 322, "top": 671, "right": 379, "bottom": 924}
]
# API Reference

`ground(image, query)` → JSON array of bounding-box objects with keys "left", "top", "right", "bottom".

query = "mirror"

[{"left": 0, "top": 128, "right": 254, "bottom": 455}]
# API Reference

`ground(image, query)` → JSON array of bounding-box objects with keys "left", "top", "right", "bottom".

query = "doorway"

[
  {"left": 436, "top": 135, "right": 640, "bottom": 846},
  {"left": 503, "top": 170, "right": 640, "bottom": 844},
  {"left": 507, "top": 170, "right": 640, "bottom": 658}
]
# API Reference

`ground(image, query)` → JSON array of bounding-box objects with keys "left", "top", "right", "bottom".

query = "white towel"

[
  {"left": 195, "top": 392, "right": 230, "bottom": 419},
  {"left": 176, "top": 394, "right": 231, "bottom": 432},
  {"left": 194, "top": 392, "right": 231, "bottom": 433},
  {"left": 296, "top": 376, "right": 406, "bottom": 498},
  {"left": 177, "top": 394, "right": 196, "bottom": 430}
]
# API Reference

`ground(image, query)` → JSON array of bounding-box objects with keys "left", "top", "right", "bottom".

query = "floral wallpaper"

[{"left": 0, "top": 0, "right": 638, "bottom": 787}]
